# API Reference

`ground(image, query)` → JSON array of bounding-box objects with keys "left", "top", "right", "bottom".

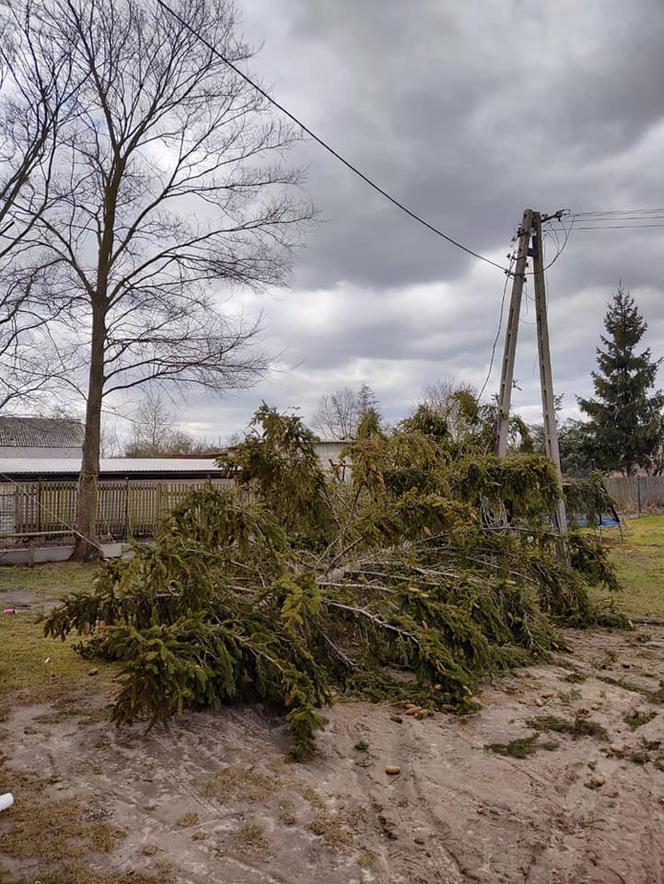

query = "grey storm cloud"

[{"left": 149, "top": 0, "right": 664, "bottom": 442}]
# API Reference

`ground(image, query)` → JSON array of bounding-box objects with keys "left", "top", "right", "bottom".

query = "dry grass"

[
  {"left": 175, "top": 811, "right": 200, "bottom": 828},
  {"left": 278, "top": 798, "right": 297, "bottom": 826},
  {"left": 307, "top": 810, "right": 354, "bottom": 848},
  {"left": 9, "top": 866, "right": 173, "bottom": 884},
  {"left": 2, "top": 795, "right": 124, "bottom": 861},
  {"left": 201, "top": 765, "right": 277, "bottom": 802},
  {"left": 0, "top": 776, "right": 173, "bottom": 884},
  {"left": 230, "top": 824, "right": 270, "bottom": 856}
]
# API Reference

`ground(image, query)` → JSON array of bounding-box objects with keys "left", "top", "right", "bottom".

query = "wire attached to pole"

[{"left": 154, "top": 0, "right": 511, "bottom": 274}]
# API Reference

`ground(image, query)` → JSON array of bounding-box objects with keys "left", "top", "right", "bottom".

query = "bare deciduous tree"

[
  {"left": 127, "top": 391, "right": 174, "bottom": 457},
  {"left": 312, "top": 383, "right": 380, "bottom": 440},
  {"left": 419, "top": 379, "right": 480, "bottom": 442},
  {"left": 124, "top": 391, "right": 221, "bottom": 456},
  {"left": 0, "top": 1, "right": 76, "bottom": 410},
  {"left": 12, "top": 0, "right": 311, "bottom": 558}
]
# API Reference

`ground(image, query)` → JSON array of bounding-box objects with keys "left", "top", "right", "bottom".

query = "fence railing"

[
  {"left": 2, "top": 473, "right": 659, "bottom": 550},
  {"left": 0, "top": 478, "right": 233, "bottom": 547},
  {"left": 602, "top": 475, "right": 664, "bottom": 513}
]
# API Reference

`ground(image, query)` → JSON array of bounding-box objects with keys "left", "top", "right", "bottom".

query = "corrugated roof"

[
  {"left": 0, "top": 417, "right": 84, "bottom": 448},
  {"left": 0, "top": 457, "right": 223, "bottom": 476}
]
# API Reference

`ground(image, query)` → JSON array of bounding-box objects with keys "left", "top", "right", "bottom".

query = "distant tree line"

[
  {"left": 314, "top": 287, "right": 663, "bottom": 480},
  {"left": 122, "top": 391, "right": 222, "bottom": 458}
]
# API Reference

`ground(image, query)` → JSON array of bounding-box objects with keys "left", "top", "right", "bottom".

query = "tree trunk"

[{"left": 71, "top": 303, "right": 106, "bottom": 561}]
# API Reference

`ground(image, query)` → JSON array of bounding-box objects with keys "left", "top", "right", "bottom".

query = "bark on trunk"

[{"left": 71, "top": 304, "right": 106, "bottom": 561}]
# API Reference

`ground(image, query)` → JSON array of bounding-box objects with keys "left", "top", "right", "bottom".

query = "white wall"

[
  {"left": 315, "top": 441, "right": 346, "bottom": 469},
  {"left": 0, "top": 446, "right": 81, "bottom": 458}
]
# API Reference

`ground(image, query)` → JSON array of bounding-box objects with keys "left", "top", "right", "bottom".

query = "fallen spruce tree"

[{"left": 45, "top": 400, "right": 623, "bottom": 759}]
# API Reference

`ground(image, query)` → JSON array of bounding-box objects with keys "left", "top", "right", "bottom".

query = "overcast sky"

[{"left": 163, "top": 0, "right": 664, "bottom": 442}]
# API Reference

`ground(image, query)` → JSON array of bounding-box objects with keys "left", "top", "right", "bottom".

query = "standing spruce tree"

[{"left": 579, "top": 288, "right": 663, "bottom": 475}]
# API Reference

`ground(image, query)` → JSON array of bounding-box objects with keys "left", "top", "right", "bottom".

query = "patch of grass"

[
  {"left": 299, "top": 785, "right": 324, "bottom": 809},
  {"left": 10, "top": 864, "right": 173, "bottom": 884},
  {"left": 562, "top": 670, "right": 587, "bottom": 684},
  {"left": 230, "top": 824, "right": 270, "bottom": 856},
  {"left": 0, "top": 562, "right": 96, "bottom": 601},
  {"left": 526, "top": 714, "right": 608, "bottom": 740},
  {"left": 175, "top": 811, "right": 199, "bottom": 828},
  {"left": 2, "top": 796, "right": 124, "bottom": 861},
  {"left": 626, "top": 749, "right": 650, "bottom": 765},
  {"left": 486, "top": 733, "right": 558, "bottom": 758},
  {"left": 614, "top": 515, "right": 664, "bottom": 546},
  {"left": 0, "top": 614, "right": 116, "bottom": 703},
  {"left": 307, "top": 810, "right": 354, "bottom": 848},
  {"left": 357, "top": 849, "right": 378, "bottom": 868},
  {"left": 624, "top": 709, "right": 657, "bottom": 730},
  {"left": 593, "top": 516, "right": 664, "bottom": 619},
  {"left": 278, "top": 798, "right": 296, "bottom": 826},
  {"left": 201, "top": 765, "right": 277, "bottom": 802},
  {"left": 558, "top": 688, "right": 582, "bottom": 706}
]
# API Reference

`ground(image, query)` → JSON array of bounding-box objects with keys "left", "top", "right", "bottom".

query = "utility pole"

[
  {"left": 496, "top": 209, "right": 533, "bottom": 457},
  {"left": 531, "top": 213, "right": 567, "bottom": 536},
  {"left": 495, "top": 209, "right": 567, "bottom": 538}
]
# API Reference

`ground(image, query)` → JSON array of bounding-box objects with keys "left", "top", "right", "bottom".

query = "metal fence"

[
  {"left": 603, "top": 475, "right": 664, "bottom": 513},
  {"left": 0, "top": 477, "right": 233, "bottom": 548}
]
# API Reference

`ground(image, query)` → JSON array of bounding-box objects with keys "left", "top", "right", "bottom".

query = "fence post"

[
  {"left": 637, "top": 476, "right": 642, "bottom": 514},
  {"left": 124, "top": 477, "right": 130, "bottom": 542}
]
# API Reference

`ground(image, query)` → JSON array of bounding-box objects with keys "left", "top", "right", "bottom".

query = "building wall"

[
  {"left": 315, "top": 441, "right": 346, "bottom": 468},
  {"left": 0, "top": 446, "right": 81, "bottom": 458}
]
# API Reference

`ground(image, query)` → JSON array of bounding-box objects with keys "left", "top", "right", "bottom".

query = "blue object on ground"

[{"left": 571, "top": 515, "right": 620, "bottom": 528}]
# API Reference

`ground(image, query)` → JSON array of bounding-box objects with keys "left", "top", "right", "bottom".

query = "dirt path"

[{"left": 2, "top": 626, "right": 664, "bottom": 883}]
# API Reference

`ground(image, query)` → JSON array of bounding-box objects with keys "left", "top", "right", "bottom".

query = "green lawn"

[
  {"left": 0, "top": 562, "right": 97, "bottom": 601},
  {"left": 0, "top": 562, "right": 109, "bottom": 705},
  {"left": 594, "top": 514, "right": 664, "bottom": 620}
]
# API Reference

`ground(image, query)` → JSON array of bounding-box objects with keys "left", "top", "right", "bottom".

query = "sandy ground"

[{"left": 2, "top": 626, "right": 664, "bottom": 884}]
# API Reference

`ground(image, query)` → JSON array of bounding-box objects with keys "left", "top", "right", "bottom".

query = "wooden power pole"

[
  {"left": 496, "top": 209, "right": 533, "bottom": 458},
  {"left": 495, "top": 209, "right": 567, "bottom": 537}
]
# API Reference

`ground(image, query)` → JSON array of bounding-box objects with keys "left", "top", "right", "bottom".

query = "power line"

[
  {"left": 572, "top": 216, "right": 664, "bottom": 223},
  {"left": 541, "top": 214, "right": 574, "bottom": 270},
  {"left": 154, "top": 0, "right": 510, "bottom": 274},
  {"left": 572, "top": 208, "right": 664, "bottom": 217},
  {"left": 572, "top": 214, "right": 664, "bottom": 221},
  {"left": 478, "top": 251, "right": 515, "bottom": 398},
  {"left": 572, "top": 223, "right": 664, "bottom": 230}
]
